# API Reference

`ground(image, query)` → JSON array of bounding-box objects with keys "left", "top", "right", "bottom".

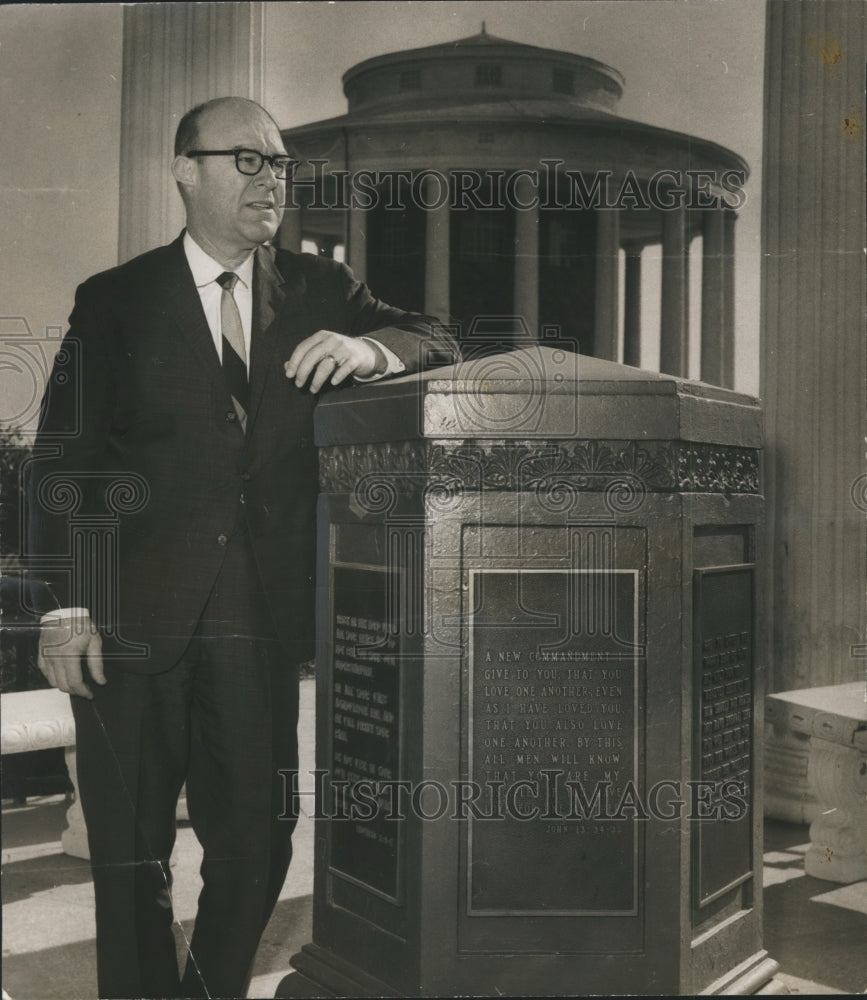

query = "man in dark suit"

[{"left": 27, "top": 96, "right": 457, "bottom": 1000}]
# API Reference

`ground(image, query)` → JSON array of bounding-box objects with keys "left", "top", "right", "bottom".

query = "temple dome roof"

[{"left": 341, "top": 26, "right": 625, "bottom": 114}]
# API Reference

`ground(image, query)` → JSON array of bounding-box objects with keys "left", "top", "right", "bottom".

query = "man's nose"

[{"left": 256, "top": 163, "right": 280, "bottom": 189}]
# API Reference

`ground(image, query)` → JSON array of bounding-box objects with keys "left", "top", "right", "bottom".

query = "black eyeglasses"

[{"left": 186, "top": 148, "right": 294, "bottom": 179}]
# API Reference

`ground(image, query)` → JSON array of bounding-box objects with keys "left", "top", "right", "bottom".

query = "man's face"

[{"left": 180, "top": 102, "right": 287, "bottom": 262}]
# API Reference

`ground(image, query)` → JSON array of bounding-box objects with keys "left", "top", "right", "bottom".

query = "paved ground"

[{"left": 2, "top": 678, "right": 865, "bottom": 998}]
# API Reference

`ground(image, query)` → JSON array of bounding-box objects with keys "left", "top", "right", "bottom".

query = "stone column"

[
  {"left": 513, "top": 174, "right": 539, "bottom": 338},
  {"left": 722, "top": 210, "right": 736, "bottom": 386},
  {"left": 660, "top": 204, "right": 689, "bottom": 377},
  {"left": 700, "top": 208, "right": 725, "bottom": 385},
  {"left": 593, "top": 209, "right": 620, "bottom": 361},
  {"left": 762, "top": 0, "right": 867, "bottom": 691},
  {"left": 317, "top": 237, "right": 339, "bottom": 260},
  {"left": 119, "top": 2, "right": 265, "bottom": 263},
  {"left": 623, "top": 244, "right": 642, "bottom": 368},
  {"left": 424, "top": 173, "right": 450, "bottom": 320},
  {"left": 347, "top": 205, "right": 367, "bottom": 282},
  {"left": 278, "top": 206, "right": 303, "bottom": 253}
]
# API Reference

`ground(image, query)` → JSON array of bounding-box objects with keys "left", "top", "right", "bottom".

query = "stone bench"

[
  {"left": 1, "top": 688, "right": 191, "bottom": 860},
  {"left": 1, "top": 688, "right": 88, "bottom": 859},
  {"left": 764, "top": 681, "right": 867, "bottom": 883}
]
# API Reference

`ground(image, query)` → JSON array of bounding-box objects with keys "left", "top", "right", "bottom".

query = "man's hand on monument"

[
  {"left": 284, "top": 330, "right": 384, "bottom": 393},
  {"left": 38, "top": 613, "right": 106, "bottom": 699}
]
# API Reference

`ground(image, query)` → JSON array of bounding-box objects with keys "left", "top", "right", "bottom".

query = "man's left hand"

[{"left": 284, "top": 330, "right": 382, "bottom": 393}]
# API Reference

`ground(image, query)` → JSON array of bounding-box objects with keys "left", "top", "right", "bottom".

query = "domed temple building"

[{"left": 280, "top": 27, "right": 747, "bottom": 385}]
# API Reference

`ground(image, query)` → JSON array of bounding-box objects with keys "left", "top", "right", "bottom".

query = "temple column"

[
  {"left": 278, "top": 204, "right": 303, "bottom": 252},
  {"left": 722, "top": 209, "right": 736, "bottom": 387},
  {"left": 623, "top": 243, "right": 642, "bottom": 368},
  {"left": 700, "top": 206, "right": 737, "bottom": 387},
  {"left": 317, "top": 236, "right": 339, "bottom": 260},
  {"left": 512, "top": 174, "right": 539, "bottom": 338},
  {"left": 347, "top": 205, "right": 367, "bottom": 281},
  {"left": 119, "top": 2, "right": 265, "bottom": 262},
  {"left": 424, "top": 173, "right": 450, "bottom": 320},
  {"left": 593, "top": 209, "right": 620, "bottom": 361},
  {"left": 762, "top": 0, "right": 867, "bottom": 691},
  {"left": 659, "top": 204, "right": 689, "bottom": 377}
]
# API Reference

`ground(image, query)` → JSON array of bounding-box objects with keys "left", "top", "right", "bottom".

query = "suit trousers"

[{"left": 71, "top": 528, "right": 300, "bottom": 999}]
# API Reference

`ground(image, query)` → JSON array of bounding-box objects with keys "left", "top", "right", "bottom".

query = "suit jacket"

[{"left": 27, "top": 235, "right": 458, "bottom": 672}]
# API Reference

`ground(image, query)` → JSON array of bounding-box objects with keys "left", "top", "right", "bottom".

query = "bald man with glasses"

[{"left": 28, "top": 97, "right": 457, "bottom": 999}]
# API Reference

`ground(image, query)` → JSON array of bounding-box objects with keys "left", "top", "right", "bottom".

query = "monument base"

[
  {"left": 276, "top": 946, "right": 396, "bottom": 998},
  {"left": 276, "top": 947, "right": 789, "bottom": 998}
]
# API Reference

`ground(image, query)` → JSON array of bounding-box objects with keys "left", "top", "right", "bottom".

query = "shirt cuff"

[
  {"left": 41, "top": 607, "right": 91, "bottom": 625},
  {"left": 354, "top": 338, "right": 406, "bottom": 382}
]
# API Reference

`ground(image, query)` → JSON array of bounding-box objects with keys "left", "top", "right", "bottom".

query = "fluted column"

[
  {"left": 623, "top": 243, "right": 642, "bottom": 368},
  {"left": 347, "top": 205, "right": 367, "bottom": 281},
  {"left": 700, "top": 209, "right": 725, "bottom": 385},
  {"left": 278, "top": 206, "right": 303, "bottom": 252},
  {"left": 593, "top": 209, "right": 620, "bottom": 360},
  {"left": 700, "top": 207, "right": 735, "bottom": 388},
  {"left": 424, "top": 173, "right": 450, "bottom": 320},
  {"left": 659, "top": 204, "right": 689, "bottom": 376},
  {"left": 512, "top": 173, "right": 539, "bottom": 338},
  {"left": 119, "top": 2, "right": 265, "bottom": 262},
  {"left": 721, "top": 210, "right": 736, "bottom": 386},
  {"left": 762, "top": 0, "right": 867, "bottom": 691}
]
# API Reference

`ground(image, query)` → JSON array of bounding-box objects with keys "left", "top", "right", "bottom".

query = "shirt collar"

[{"left": 183, "top": 231, "right": 255, "bottom": 291}]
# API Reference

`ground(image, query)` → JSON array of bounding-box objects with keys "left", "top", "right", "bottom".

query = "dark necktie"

[{"left": 216, "top": 271, "right": 249, "bottom": 430}]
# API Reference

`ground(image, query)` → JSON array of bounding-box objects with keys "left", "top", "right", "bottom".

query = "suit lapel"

[
  {"left": 161, "top": 238, "right": 312, "bottom": 436},
  {"left": 247, "top": 243, "right": 305, "bottom": 433},
  {"left": 162, "top": 237, "right": 228, "bottom": 396}
]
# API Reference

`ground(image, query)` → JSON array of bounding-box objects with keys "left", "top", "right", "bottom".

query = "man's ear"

[{"left": 171, "top": 155, "right": 197, "bottom": 190}]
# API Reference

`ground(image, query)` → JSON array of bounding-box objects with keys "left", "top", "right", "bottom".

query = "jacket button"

[
  {"left": 226, "top": 411, "right": 236, "bottom": 422},
  {"left": 217, "top": 534, "right": 228, "bottom": 546}
]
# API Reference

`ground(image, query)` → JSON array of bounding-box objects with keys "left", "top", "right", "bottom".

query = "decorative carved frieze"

[{"left": 320, "top": 439, "right": 760, "bottom": 497}]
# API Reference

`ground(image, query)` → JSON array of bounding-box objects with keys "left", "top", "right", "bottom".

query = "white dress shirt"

[
  {"left": 183, "top": 232, "right": 254, "bottom": 367},
  {"left": 183, "top": 231, "right": 404, "bottom": 378}
]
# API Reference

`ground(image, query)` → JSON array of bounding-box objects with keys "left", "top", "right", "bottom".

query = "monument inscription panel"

[
  {"left": 692, "top": 564, "right": 754, "bottom": 911},
  {"left": 330, "top": 564, "right": 402, "bottom": 902},
  {"left": 467, "top": 568, "right": 641, "bottom": 916}
]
